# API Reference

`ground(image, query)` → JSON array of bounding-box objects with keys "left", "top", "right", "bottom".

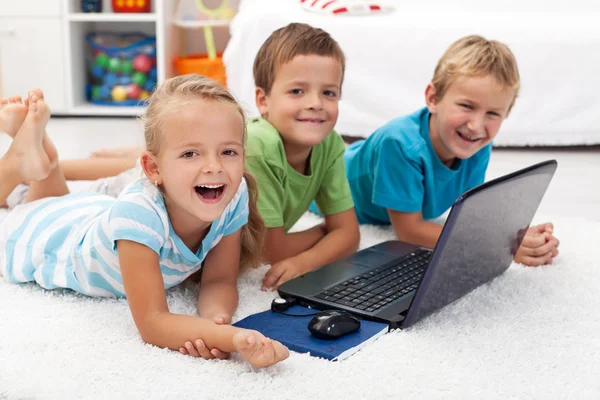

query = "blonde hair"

[
  {"left": 432, "top": 35, "right": 520, "bottom": 112},
  {"left": 142, "top": 74, "right": 265, "bottom": 271},
  {"left": 253, "top": 22, "right": 346, "bottom": 95}
]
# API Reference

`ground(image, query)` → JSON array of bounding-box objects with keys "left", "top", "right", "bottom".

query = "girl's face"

[{"left": 145, "top": 99, "right": 245, "bottom": 241}]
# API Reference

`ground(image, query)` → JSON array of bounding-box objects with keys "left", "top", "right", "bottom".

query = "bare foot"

[
  {"left": 91, "top": 147, "right": 144, "bottom": 159},
  {"left": 0, "top": 96, "right": 28, "bottom": 137},
  {"left": 233, "top": 330, "right": 290, "bottom": 368},
  {"left": 24, "top": 89, "right": 58, "bottom": 168},
  {"left": 7, "top": 95, "right": 52, "bottom": 182}
]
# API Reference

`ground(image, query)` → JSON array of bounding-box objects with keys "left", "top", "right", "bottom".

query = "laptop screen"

[{"left": 402, "top": 161, "right": 557, "bottom": 328}]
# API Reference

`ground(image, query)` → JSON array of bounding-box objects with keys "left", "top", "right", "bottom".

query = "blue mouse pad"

[{"left": 233, "top": 305, "right": 389, "bottom": 361}]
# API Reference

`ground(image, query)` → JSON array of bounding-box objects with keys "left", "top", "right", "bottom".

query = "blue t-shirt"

[
  {"left": 0, "top": 176, "right": 249, "bottom": 298},
  {"left": 344, "top": 107, "right": 491, "bottom": 224}
]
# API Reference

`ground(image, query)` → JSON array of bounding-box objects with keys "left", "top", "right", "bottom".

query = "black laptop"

[{"left": 278, "top": 160, "right": 557, "bottom": 329}]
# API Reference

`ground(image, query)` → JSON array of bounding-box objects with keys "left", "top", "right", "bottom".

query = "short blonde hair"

[
  {"left": 432, "top": 35, "right": 520, "bottom": 111},
  {"left": 142, "top": 74, "right": 265, "bottom": 271},
  {"left": 253, "top": 22, "right": 346, "bottom": 95}
]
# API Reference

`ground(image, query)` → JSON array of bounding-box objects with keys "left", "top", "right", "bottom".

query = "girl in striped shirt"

[{"left": 0, "top": 76, "right": 289, "bottom": 368}]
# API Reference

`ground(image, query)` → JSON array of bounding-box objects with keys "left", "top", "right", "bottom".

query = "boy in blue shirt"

[{"left": 344, "top": 35, "right": 559, "bottom": 266}]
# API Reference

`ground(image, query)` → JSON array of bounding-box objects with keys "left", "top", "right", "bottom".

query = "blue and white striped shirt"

[{"left": 0, "top": 177, "right": 249, "bottom": 297}]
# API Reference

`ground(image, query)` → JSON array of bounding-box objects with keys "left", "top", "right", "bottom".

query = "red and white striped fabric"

[{"left": 299, "top": 0, "right": 394, "bottom": 15}]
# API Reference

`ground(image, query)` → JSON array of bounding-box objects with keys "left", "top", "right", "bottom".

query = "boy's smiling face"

[
  {"left": 426, "top": 75, "right": 515, "bottom": 165},
  {"left": 256, "top": 54, "right": 342, "bottom": 153}
]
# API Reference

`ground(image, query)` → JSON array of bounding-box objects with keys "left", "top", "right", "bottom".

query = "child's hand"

[
  {"left": 179, "top": 315, "right": 231, "bottom": 360},
  {"left": 233, "top": 329, "right": 290, "bottom": 368},
  {"left": 514, "top": 223, "right": 560, "bottom": 266},
  {"left": 262, "top": 257, "right": 305, "bottom": 291}
]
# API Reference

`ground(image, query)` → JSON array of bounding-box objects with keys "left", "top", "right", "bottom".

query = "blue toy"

[
  {"left": 104, "top": 73, "right": 119, "bottom": 88},
  {"left": 144, "top": 79, "right": 157, "bottom": 92},
  {"left": 91, "top": 64, "right": 105, "bottom": 79},
  {"left": 119, "top": 76, "right": 132, "bottom": 86},
  {"left": 81, "top": 0, "right": 102, "bottom": 13},
  {"left": 149, "top": 67, "right": 158, "bottom": 81}
]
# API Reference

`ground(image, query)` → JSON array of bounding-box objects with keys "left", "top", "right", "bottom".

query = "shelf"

[
  {"left": 173, "top": 19, "right": 231, "bottom": 28},
  {"left": 70, "top": 104, "right": 147, "bottom": 116},
  {"left": 68, "top": 13, "right": 157, "bottom": 22}
]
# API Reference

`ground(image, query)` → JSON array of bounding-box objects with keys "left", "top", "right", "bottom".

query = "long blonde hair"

[{"left": 141, "top": 74, "right": 265, "bottom": 270}]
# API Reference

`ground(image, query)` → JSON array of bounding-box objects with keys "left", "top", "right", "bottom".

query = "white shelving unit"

[
  {"left": 0, "top": 0, "right": 232, "bottom": 117},
  {"left": 61, "top": 0, "right": 179, "bottom": 116}
]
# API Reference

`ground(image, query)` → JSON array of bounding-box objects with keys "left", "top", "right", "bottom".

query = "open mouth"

[
  {"left": 457, "top": 131, "right": 482, "bottom": 143},
  {"left": 195, "top": 184, "right": 226, "bottom": 202}
]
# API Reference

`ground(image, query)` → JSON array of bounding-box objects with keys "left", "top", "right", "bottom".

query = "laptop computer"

[{"left": 278, "top": 160, "right": 557, "bottom": 329}]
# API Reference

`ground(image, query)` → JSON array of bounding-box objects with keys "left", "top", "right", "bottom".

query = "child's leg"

[
  {"left": 0, "top": 97, "right": 28, "bottom": 206},
  {"left": 17, "top": 94, "right": 68, "bottom": 203},
  {"left": 60, "top": 156, "right": 139, "bottom": 181},
  {"left": 90, "top": 146, "right": 144, "bottom": 159},
  {"left": 1, "top": 91, "right": 58, "bottom": 169},
  {"left": 0, "top": 96, "right": 28, "bottom": 136},
  {"left": 0, "top": 96, "right": 54, "bottom": 204},
  {"left": 0, "top": 155, "right": 27, "bottom": 206}
]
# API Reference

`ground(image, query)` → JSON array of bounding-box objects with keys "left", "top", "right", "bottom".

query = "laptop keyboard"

[{"left": 314, "top": 248, "right": 432, "bottom": 313}]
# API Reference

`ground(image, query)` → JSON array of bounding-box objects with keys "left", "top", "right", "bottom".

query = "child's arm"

[
  {"left": 117, "top": 239, "right": 289, "bottom": 367},
  {"left": 118, "top": 239, "right": 242, "bottom": 352},
  {"left": 263, "top": 224, "right": 328, "bottom": 264},
  {"left": 196, "top": 230, "right": 242, "bottom": 323},
  {"left": 262, "top": 208, "right": 360, "bottom": 290},
  {"left": 388, "top": 209, "right": 442, "bottom": 249},
  {"left": 388, "top": 209, "right": 560, "bottom": 266},
  {"left": 514, "top": 223, "right": 560, "bottom": 266}
]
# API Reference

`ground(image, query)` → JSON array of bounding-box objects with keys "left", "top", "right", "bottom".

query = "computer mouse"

[{"left": 308, "top": 310, "right": 361, "bottom": 340}]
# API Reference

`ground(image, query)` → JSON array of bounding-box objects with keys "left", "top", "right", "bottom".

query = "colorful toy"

[
  {"left": 144, "top": 79, "right": 157, "bottom": 93},
  {"left": 81, "top": 0, "right": 102, "bottom": 12},
  {"left": 112, "top": 0, "right": 151, "bottom": 13},
  {"left": 95, "top": 53, "right": 110, "bottom": 69},
  {"left": 111, "top": 86, "right": 128, "bottom": 102},
  {"left": 131, "top": 72, "right": 147, "bottom": 86},
  {"left": 91, "top": 64, "right": 105, "bottom": 79},
  {"left": 121, "top": 60, "right": 134, "bottom": 75},
  {"left": 149, "top": 67, "right": 158, "bottom": 81},
  {"left": 104, "top": 72, "right": 119, "bottom": 88},
  {"left": 173, "top": 1, "right": 239, "bottom": 87},
  {"left": 126, "top": 84, "right": 142, "bottom": 99},
  {"left": 133, "top": 54, "right": 153, "bottom": 73},
  {"left": 108, "top": 57, "right": 122, "bottom": 73},
  {"left": 300, "top": 0, "right": 395, "bottom": 15},
  {"left": 86, "top": 32, "right": 157, "bottom": 106}
]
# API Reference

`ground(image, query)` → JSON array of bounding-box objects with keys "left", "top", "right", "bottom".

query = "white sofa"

[{"left": 224, "top": 0, "right": 600, "bottom": 146}]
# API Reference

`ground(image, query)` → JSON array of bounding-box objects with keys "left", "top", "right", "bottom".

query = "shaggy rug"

[{"left": 1, "top": 210, "right": 599, "bottom": 400}]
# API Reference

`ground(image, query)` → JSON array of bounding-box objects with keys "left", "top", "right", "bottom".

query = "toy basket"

[
  {"left": 173, "top": 0, "right": 240, "bottom": 86},
  {"left": 174, "top": 53, "right": 226, "bottom": 87},
  {"left": 86, "top": 32, "right": 157, "bottom": 106}
]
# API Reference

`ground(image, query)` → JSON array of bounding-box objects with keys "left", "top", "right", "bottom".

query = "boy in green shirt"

[{"left": 247, "top": 23, "right": 360, "bottom": 291}]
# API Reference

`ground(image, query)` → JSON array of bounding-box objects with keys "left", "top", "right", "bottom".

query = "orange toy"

[
  {"left": 112, "top": 0, "right": 151, "bottom": 13},
  {"left": 174, "top": 53, "right": 227, "bottom": 87}
]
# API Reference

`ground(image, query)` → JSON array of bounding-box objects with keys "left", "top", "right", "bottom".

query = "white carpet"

[{"left": 1, "top": 210, "right": 599, "bottom": 400}]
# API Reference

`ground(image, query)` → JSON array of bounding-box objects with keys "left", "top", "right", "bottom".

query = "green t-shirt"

[{"left": 246, "top": 118, "right": 354, "bottom": 231}]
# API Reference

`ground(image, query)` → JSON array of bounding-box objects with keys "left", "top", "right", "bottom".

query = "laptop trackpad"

[{"left": 350, "top": 248, "right": 401, "bottom": 268}]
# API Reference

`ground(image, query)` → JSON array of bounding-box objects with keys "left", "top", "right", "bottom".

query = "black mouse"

[{"left": 308, "top": 310, "right": 361, "bottom": 340}]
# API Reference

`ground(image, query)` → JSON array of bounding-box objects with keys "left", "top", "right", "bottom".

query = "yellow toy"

[{"left": 111, "top": 85, "right": 128, "bottom": 102}]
